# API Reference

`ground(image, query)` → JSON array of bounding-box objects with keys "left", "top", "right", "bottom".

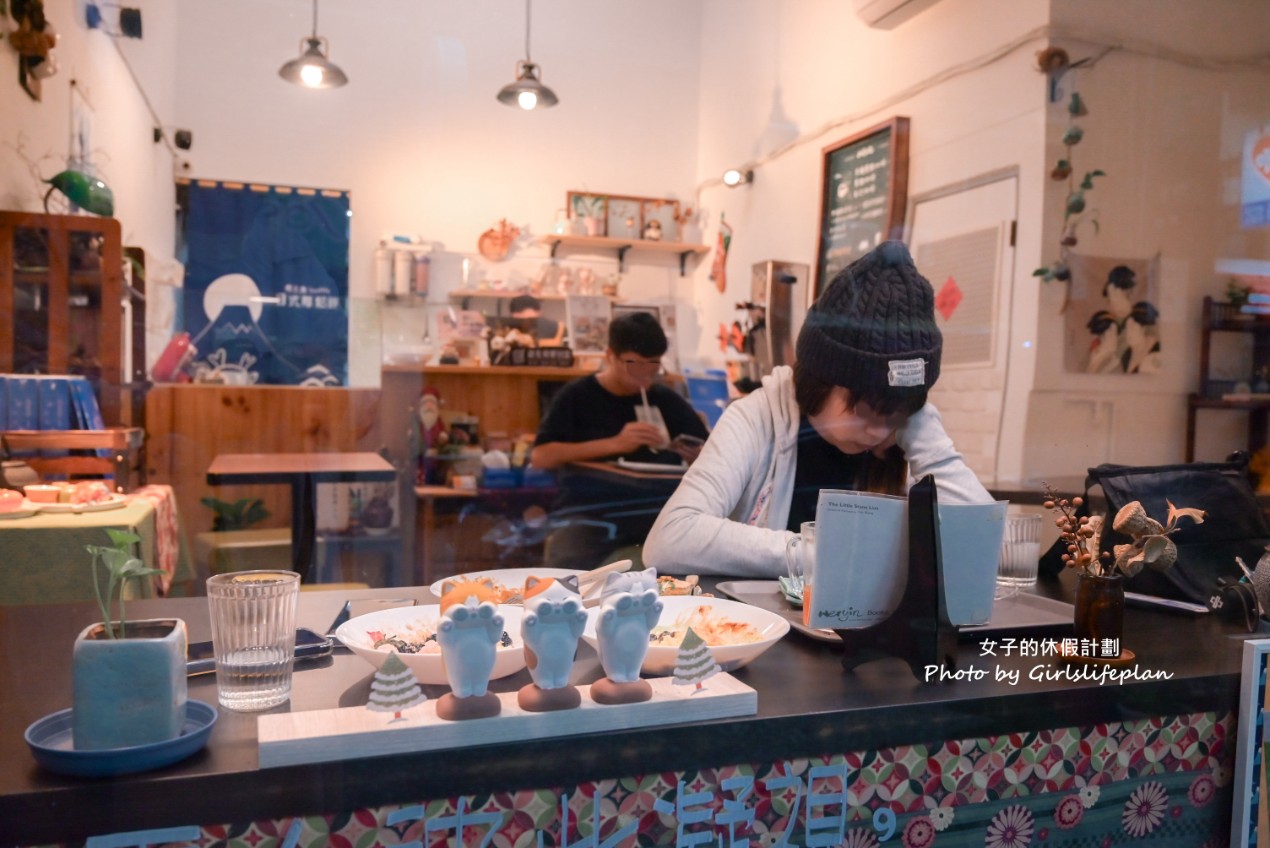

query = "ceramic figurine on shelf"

[
  {"left": 435, "top": 578, "right": 505, "bottom": 720},
  {"left": 643, "top": 219, "right": 663, "bottom": 241},
  {"left": 576, "top": 267, "right": 596, "bottom": 296},
  {"left": 518, "top": 575, "right": 587, "bottom": 711},
  {"left": 556, "top": 267, "right": 573, "bottom": 296},
  {"left": 591, "top": 569, "right": 662, "bottom": 705}
]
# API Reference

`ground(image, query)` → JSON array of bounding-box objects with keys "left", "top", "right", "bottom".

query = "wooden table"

[{"left": 207, "top": 452, "right": 396, "bottom": 582}]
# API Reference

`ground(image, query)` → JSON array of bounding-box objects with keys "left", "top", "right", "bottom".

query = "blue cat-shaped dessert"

[
  {"left": 518, "top": 575, "right": 588, "bottom": 712},
  {"left": 435, "top": 578, "right": 505, "bottom": 721},
  {"left": 592, "top": 568, "right": 663, "bottom": 705}
]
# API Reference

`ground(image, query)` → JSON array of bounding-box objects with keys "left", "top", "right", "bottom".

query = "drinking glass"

[
  {"left": 997, "top": 514, "right": 1043, "bottom": 587},
  {"left": 206, "top": 570, "right": 300, "bottom": 711},
  {"left": 784, "top": 521, "right": 816, "bottom": 627}
]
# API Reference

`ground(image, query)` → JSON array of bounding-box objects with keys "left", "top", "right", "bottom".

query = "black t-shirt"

[
  {"left": 786, "top": 417, "right": 906, "bottom": 531},
  {"left": 535, "top": 375, "right": 710, "bottom": 539},
  {"left": 535, "top": 375, "right": 708, "bottom": 465}
]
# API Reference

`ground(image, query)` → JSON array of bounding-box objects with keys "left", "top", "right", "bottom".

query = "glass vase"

[{"left": 1073, "top": 572, "right": 1124, "bottom": 657}]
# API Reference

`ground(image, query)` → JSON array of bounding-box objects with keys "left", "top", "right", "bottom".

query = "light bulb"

[
  {"left": 518, "top": 90, "right": 538, "bottom": 110},
  {"left": 300, "top": 63, "right": 325, "bottom": 87},
  {"left": 723, "top": 169, "right": 746, "bottom": 187}
]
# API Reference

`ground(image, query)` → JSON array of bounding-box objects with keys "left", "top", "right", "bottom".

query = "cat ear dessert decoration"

[
  {"left": 518, "top": 575, "right": 587, "bottom": 712},
  {"left": 435, "top": 578, "right": 505, "bottom": 721},
  {"left": 591, "top": 568, "right": 662, "bottom": 705}
]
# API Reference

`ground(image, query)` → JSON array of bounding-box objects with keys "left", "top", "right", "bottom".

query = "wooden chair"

[{"left": 1, "top": 427, "right": 144, "bottom": 492}]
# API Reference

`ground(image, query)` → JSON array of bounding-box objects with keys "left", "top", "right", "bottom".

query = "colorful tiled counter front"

[{"left": 0, "top": 578, "right": 1245, "bottom": 848}]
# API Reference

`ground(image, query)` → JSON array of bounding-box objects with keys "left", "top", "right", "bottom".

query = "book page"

[
  {"left": 811, "top": 489, "right": 908, "bottom": 630},
  {"left": 811, "top": 490, "right": 1008, "bottom": 630},
  {"left": 938, "top": 501, "right": 1008, "bottom": 626}
]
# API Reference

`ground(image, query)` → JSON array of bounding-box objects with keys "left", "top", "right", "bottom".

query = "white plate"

[
  {"left": 581, "top": 594, "right": 789, "bottom": 676},
  {"left": 336, "top": 603, "right": 525, "bottom": 686},
  {"left": 0, "top": 501, "right": 40, "bottom": 520},
  {"left": 429, "top": 567, "right": 587, "bottom": 603},
  {"left": 615, "top": 458, "right": 687, "bottom": 474},
  {"left": 35, "top": 493, "right": 128, "bottom": 514}
]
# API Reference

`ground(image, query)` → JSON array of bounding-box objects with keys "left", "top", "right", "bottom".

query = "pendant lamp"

[
  {"left": 497, "top": 0, "right": 558, "bottom": 110},
  {"left": 278, "top": 0, "right": 347, "bottom": 90}
]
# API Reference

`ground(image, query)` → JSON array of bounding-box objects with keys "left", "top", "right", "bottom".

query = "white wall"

[
  {"left": 6, "top": 0, "right": 1270, "bottom": 481},
  {"left": 1, "top": 0, "right": 178, "bottom": 258},
  {"left": 689, "top": 0, "right": 1050, "bottom": 482},
  {"left": 1025, "top": 0, "right": 1270, "bottom": 475}
]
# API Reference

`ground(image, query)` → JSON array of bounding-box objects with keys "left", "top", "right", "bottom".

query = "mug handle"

[{"left": 784, "top": 534, "right": 803, "bottom": 581}]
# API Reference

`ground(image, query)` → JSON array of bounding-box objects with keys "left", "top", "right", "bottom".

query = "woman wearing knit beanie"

[{"left": 644, "top": 241, "right": 991, "bottom": 577}]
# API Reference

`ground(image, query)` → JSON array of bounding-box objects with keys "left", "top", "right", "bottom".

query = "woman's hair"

[
  {"left": 792, "top": 360, "right": 915, "bottom": 497},
  {"left": 792, "top": 359, "right": 927, "bottom": 418}
]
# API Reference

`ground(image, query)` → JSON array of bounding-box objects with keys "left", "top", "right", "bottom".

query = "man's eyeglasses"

[{"left": 620, "top": 358, "right": 663, "bottom": 375}]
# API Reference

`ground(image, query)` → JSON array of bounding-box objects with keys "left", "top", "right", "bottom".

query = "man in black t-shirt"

[
  {"left": 531, "top": 311, "right": 709, "bottom": 568},
  {"left": 509, "top": 294, "right": 565, "bottom": 346}
]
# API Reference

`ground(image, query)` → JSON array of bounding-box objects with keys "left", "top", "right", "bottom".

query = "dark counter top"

[{"left": 0, "top": 574, "right": 1249, "bottom": 845}]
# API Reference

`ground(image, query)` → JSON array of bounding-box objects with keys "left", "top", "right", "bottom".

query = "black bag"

[{"left": 1049, "top": 454, "right": 1270, "bottom": 604}]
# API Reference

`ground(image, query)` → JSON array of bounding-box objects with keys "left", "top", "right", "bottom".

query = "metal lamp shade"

[
  {"left": 278, "top": 37, "right": 347, "bottom": 89},
  {"left": 496, "top": 61, "right": 558, "bottom": 110}
]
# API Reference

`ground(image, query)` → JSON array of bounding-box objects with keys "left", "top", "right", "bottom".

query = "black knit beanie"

[{"left": 796, "top": 240, "right": 942, "bottom": 398}]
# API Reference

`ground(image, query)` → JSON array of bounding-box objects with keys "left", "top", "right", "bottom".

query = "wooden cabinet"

[
  {"left": 1185, "top": 296, "right": 1270, "bottom": 461},
  {"left": 0, "top": 211, "right": 144, "bottom": 427}
]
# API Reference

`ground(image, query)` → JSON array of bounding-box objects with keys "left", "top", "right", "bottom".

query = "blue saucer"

[{"left": 25, "top": 700, "right": 218, "bottom": 777}]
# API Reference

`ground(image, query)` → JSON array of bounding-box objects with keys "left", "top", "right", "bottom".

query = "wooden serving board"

[{"left": 258, "top": 674, "right": 757, "bottom": 768}]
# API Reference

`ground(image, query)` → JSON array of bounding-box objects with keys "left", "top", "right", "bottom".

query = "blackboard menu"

[{"left": 814, "top": 117, "right": 910, "bottom": 299}]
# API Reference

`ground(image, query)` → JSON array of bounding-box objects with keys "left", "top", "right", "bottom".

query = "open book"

[{"left": 808, "top": 489, "right": 1007, "bottom": 631}]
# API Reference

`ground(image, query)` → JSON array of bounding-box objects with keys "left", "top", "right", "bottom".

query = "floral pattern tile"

[{"left": 22, "top": 711, "right": 1234, "bottom": 848}]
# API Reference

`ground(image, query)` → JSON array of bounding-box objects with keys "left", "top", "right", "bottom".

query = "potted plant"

[
  {"left": 72, "top": 529, "right": 188, "bottom": 750},
  {"left": 1044, "top": 486, "right": 1204, "bottom": 656}
]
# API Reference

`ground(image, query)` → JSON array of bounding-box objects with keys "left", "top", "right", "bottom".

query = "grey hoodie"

[{"left": 643, "top": 366, "right": 991, "bottom": 577}]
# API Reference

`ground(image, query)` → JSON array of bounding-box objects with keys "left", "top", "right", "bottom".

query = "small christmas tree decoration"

[
  {"left": 367, "top": 653, "right": 426, "bottom": 720},
  {"left": 672, "top": 627, "right": 720, "bottom": 693}
]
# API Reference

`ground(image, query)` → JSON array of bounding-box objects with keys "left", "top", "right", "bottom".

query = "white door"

[{"left": 907, "top": 171, "right": 1018, "bottom": 482}]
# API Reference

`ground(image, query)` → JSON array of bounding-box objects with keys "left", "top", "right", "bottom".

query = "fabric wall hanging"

[{"left": 177, "top": 179, "right": 350, "bottom": 386}]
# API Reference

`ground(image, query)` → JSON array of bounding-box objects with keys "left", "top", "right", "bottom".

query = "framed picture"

[
  {"left": 641, "top": 199, "right": 681, "bottom": 242},
  {"left": 1233, "top": 638, "right": 1270, "bottom": 848},
  {"left": 565, "top": 295, "right": 612, "bottom": 356},
  {"left": 813, "top": 116, "right": 910, "bottom": 300},
  {"left": 567, "top": 192, "right": 608, "bottom": 236},
  {"left": 605, "top": 196, "right": 643, "bottom": 240}
]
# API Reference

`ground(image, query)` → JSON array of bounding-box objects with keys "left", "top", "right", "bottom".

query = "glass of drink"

[
  {"left": 784, "top": 521, "right": 816, "bottom": 627},
  {"left": 997, "top": 514, "right": 1043, "bottom": 587},
  {"left": 206, "top": 570, "right": 300, "bottom": 711}
]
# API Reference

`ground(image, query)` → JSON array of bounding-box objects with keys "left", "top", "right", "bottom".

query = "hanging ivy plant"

[{"left": 1034, "top": 85, "right": 1106, "bottom": 285}]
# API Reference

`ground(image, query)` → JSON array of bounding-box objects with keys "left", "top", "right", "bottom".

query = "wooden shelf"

[
  {"left": 538, "top": 234, "right": 709, "bottom": 276},
  {"left": 447, "top": 289, "right": 618, "bottom": 303},
  {"left": 1186, "top": 296, "right": 1270, "bottom": 462},
  {"left": 382, "top": 363, "right": 595, "bottom": 378}
]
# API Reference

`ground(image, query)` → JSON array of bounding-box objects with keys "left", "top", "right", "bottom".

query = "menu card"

[{"left": 810, "top": 489, "right": 1007, "bottom": 630}]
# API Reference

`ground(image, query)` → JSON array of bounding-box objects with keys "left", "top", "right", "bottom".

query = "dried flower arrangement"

[{"left": 1043, "top": 483, "right": 1205, "bottom": 577}]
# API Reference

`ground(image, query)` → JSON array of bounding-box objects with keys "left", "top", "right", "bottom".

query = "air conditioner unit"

[{"left": 851, "top": 0, "right": 944, "bottom": 29}]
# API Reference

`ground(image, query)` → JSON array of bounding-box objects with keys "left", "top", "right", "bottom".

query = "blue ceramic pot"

[{"left": 72, "top": 618, "right": 188, "bottom": 751}]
